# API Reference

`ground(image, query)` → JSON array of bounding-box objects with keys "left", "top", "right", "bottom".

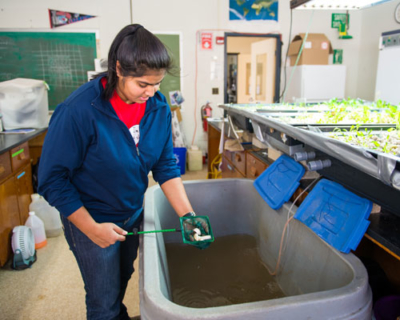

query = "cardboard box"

[
  {"left": 288, "top": 33, "right": 333, "bottom": 66},
  {"left": 170, "top": 106, "right": 182, "bottom": 122}
]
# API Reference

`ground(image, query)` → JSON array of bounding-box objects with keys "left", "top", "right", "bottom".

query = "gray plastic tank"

[{"left": 139, "top": 179, "right": 372, "bottom": 320}]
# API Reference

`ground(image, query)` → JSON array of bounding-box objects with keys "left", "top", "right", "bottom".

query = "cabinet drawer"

[
  {"left": 246, "top": 153, "right": 268, "bottom": 179},
  {"left": 0, "top": 152, "right": 12, "bottom": 183},
  {"left": 233, "top": 151, "right": 246, "bottom": 176},
  {"left": 221, "top": 156, "right": 245, "bottom": 179},
  {"left": 223, "top": 149, "right": 234, "bottom": 163},
  {"left": 11, "top": 142, "right": 30, "bottom": 172},
  {"left": 223, "top": 150, "right": 246, "bottom": 176}
]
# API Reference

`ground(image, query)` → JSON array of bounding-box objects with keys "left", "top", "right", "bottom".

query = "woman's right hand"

[
  {"left": 87, "top": 223, "right": 128, "bottom": 248},
  {"left": 67, "top": 207, "right": 128, "bottom": 248}
]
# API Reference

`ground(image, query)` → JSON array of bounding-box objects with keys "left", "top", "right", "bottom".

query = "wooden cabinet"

[
  {"left": 0, "top": 176, "right": 20, "bottom": 266},
  {"left": 223, "top": 149, "right": 246, "bottom": 177},
  {"left": 0, "top": 152, "right": 12, "bottom": 182},
  {"left": 208, "top": 121, "right": 268, "bottom": 180},
  {"left": 221, "top": 155, "right": 245, "bottom": 178},
  {"left": 28, "top": 131, "right": 47, "bottom": 166},
  {"left": 0, "top": 143, "right": 33, "bottom": 267},
  {"left": 246, "top": 152, "right": 269, "bottom": 179},
  {"left": 207, "top": 123, "right": 222, "bottom": 174},
  {"left": 10, "top": 142, "right": 30, "bottom": 172},
  {"left": 15, "top": 163, "right": 33, "bottom": 224}
]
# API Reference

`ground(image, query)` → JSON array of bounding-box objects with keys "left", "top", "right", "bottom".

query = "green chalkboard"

[
  {"left": 0, "top": 32, "right": 97, "bottom": 110},
  {"left": 155, "top": 34, "right": 181, "bottom": 106}
]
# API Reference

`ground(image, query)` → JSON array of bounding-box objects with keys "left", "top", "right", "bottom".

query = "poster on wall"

[
  {"left": 229, "top": 0, "right": 278, "bottom": 21},
  {"left": 49, "top": 9, "right": 96, "bottom": 28},
  {"left": 169, "top": 91, "right": 185, "bottom": 106},
  {"left": 201, "top": 33, "right": 213, "bottom": 50}
]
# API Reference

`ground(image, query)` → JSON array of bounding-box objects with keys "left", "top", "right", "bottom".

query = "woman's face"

[{"left": 116, "top": 62, "right": 165, "bottom": 104}]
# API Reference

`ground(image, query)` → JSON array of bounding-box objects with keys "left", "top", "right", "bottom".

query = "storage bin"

[
  {"left": 140, "top": 179, "right": 372, "bottom": 320},
  {"left": 173, "top": 147, "right": 186, "bottom": 175},
  {"left": 187, "top": 146, "right": 203, "bottom": 171},
  {"left": 0, "top": 78, "right": 49, "bottom": 130}
]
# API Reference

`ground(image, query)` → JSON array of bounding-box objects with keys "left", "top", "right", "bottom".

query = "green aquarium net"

[{"left": 179, "top": 215, "right": 214, "bottom": 250}]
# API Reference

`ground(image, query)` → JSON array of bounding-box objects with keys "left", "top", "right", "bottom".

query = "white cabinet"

[
  {"left": 284, "top": 65, "right": 346, "bottom": 103},
  {"left": 375, "top": 30, "right": 400, "bottom": 105}
]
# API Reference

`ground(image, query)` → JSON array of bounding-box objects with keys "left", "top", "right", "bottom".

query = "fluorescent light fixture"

[{"left": 290, "top": 0, "right": 393, "bottom": 10}]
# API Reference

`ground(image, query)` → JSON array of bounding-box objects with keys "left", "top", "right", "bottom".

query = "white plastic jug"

[
  {"left": 25, "top": 211, "right": 47, "bottom": 249},
  {"left": 29, "top": 194, "right": 62, "bottom": 237},
  {"left": 188, "top": 145, "right": 203, "bottom": 171}
]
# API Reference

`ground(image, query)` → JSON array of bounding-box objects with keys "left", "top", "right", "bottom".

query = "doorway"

[
  {"left": 227, "top": 53, "right": 238, "bottom": 103},
  {"left": 224, "top": 33, "right": 282, "bottom": 104}
]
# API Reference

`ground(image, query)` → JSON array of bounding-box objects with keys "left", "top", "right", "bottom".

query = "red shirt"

[{"left": 101, "top": 77, "right": 146, "bottom": 145}]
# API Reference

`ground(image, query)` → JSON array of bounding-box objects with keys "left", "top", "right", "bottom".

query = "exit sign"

[{"left": 332, "top": 13, "right": 350, "bottom": 30}]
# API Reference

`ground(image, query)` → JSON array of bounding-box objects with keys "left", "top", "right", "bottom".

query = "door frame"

[{"left": 224, "top": 33, "right": 282, "bottom": 103}]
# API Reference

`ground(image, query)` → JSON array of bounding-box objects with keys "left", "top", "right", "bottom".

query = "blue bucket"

[{"left": 173, "top": 147, "right": 187, "bottom": 175}]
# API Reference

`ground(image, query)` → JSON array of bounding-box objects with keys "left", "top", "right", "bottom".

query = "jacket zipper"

[
  {"left": 91, "top": 99, "right": 163, "bottom": 159},
  {"left": 134, "top": 106, "right": 160, "bottom": 158}
]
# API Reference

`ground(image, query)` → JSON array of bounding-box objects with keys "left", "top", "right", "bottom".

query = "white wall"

[
  {"left": 133, "top": 0, "right": 365, "bottom": 151},
  {"left": 358, "top": 1, "right": 400, "bottom": 101},
  {"left": 0, "top": 0, "right": 398, "bottom": 152},
  {"left": 0, "top": 0, "right": 131, "bottom": 58},
  {"left": 283, "top": 8, "right": 364, "bottom": 100},
  {"left": 132, "top": 0, "right": 225, "bottom": 151}
]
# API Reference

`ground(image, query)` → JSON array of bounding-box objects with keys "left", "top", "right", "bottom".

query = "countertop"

[{"left": 0, "top": 128, "right": 48, "bottom": 154}]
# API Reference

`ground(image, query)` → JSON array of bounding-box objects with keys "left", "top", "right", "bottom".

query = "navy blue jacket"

[{"left": 38, "top": 76, "right": 180, "bottom": 223}]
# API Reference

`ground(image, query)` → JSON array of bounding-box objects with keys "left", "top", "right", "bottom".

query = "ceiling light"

[{"left": 290, "top": 0, "right": 393, "bottom": 10}]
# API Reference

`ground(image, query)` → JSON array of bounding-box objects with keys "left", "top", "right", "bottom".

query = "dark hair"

[{"left": 102, "top": 24, "right": 174, "bottom": 100}]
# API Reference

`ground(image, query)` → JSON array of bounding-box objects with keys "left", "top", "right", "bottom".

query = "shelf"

[{"left": 0, "top": 128, "right": 48, "bottom": 154}]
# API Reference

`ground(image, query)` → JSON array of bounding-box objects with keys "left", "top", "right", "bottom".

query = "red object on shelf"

[{"left": 200, "top": 102, "right": 212, "bottom": 132}]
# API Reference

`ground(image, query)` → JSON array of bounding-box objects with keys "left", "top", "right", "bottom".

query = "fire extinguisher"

[{"left": 201, "top": 102, "right": 212, "bottom": 132}]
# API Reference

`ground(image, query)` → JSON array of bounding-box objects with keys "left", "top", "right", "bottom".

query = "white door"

[{"left": 250, "top": 39, "right": 277, "bottom": 103}]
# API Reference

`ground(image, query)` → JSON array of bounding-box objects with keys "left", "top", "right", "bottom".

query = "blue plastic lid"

[
  {"left": 254, "top": 154, "right": 305, "bottom": 210},
  {"left": 294, "top": 179, "right": 372, "bottom": 253}
]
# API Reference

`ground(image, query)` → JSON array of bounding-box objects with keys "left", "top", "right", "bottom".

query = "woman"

[{"left": 38, "top": 24, "right": 198, "bottom": 320}]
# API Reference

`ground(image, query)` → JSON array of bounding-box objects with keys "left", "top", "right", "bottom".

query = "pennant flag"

[{"left": 49, "top": 9, "right": 96, "bottom": 28}]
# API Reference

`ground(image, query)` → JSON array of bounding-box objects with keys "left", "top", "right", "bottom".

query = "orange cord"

[
  {"left": 265, "top": 177, "right": 320, "bottom": 276},
  {"left": 266, "top": 216, "right": 294, "bottom": 276}
]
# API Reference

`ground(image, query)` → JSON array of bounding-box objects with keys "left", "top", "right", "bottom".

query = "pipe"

[
  {"left": 294, "top": 151, "right": 316, "bottom": 162},
  {"left": 307, "top": 159, "right": 332, "bottom": 171}
]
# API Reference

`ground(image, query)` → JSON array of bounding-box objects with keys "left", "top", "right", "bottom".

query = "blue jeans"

[{"left": 61, "top": 211, "right": 142, "bottom": 320}]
